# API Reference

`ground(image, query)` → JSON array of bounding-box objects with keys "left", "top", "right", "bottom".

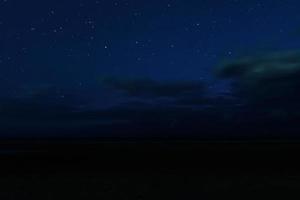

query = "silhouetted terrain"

[{"left": 0, "top": 141, "right": 300, "bottom": 198}]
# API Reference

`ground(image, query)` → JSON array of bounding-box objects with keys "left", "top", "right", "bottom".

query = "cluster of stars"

[{"left": 0, "top": 0, "right": 292, "bottom": 97}]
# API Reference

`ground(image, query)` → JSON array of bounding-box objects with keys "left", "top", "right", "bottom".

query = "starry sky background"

[
  {"left": 2, "top": 0, "right": 300, "bottom": 94},
  {"left": 1, "top": 0, "right": 300, "bottom": 138}
]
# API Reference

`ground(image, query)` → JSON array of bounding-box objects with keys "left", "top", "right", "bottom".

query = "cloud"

[
  {"left": 98, "top": 76, "right": 205, "bottom": 98},
  {"left": 216, "top": 51, "right": 300, "bottom": 80},
  {"left": 215, "top": 50, "right": 300, "bottom": 107}
]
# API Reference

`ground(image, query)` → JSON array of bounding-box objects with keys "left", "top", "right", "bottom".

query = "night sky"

[{"left": 1, "top": 0, "right": 300, "bottom": 138}]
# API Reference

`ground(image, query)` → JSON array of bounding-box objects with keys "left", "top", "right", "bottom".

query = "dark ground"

[{"left": 0, "top": 139, "right": 300, "bottom": 198}]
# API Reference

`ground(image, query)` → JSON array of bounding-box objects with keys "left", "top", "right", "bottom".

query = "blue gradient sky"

[{"left": 1, "top": 0, "right": 300, "bottom": 105}]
